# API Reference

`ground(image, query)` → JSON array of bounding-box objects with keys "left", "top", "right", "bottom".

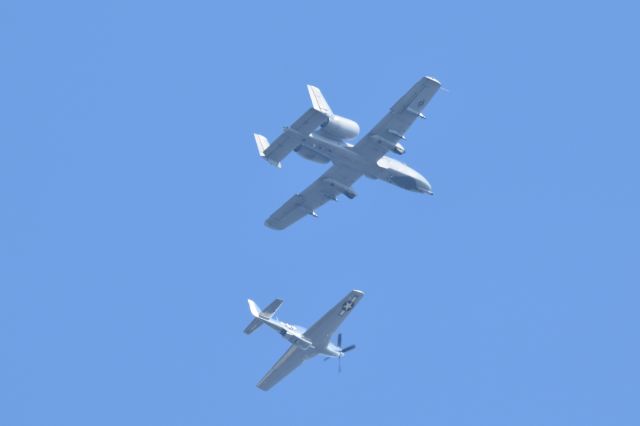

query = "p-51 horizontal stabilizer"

[{"left": 244, "top": 298, "right": 284, "bottom": 335}]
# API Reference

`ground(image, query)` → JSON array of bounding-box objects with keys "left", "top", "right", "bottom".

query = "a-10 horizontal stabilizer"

[{"left": 253, "top": 86, "right": 331, "bottom": 169}]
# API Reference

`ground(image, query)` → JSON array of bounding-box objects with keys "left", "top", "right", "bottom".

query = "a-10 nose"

[{"left": 418, "top": 178, "right": 434, "bottom": 195}]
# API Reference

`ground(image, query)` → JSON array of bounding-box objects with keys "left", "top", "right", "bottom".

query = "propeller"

[
  {"left": 341, "top": 344, "right": 356, "bottom": 353},
  {"left": 324, "top": 333, "right": 356, "bottom": 373}
]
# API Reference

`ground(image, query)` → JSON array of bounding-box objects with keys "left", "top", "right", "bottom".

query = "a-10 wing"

[
  {"left": 265, "top": 165, "right": 362, "bottom": 230},
  {"left": 353, "top": 76, "right": 441, "bottom": 161}
]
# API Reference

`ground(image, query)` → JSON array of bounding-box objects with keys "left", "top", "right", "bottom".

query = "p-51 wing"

[
  {"left": 353, "top": 76, "right": 441, "bottom": 161},
  {"left": 265, "top": 165, "right": 362, "bottom": 230},
  {"left": 303, "top": 290, "right": 364, "bottom": 351},
  {"left": 256, "top": 344, "right": 310, "bottom": 391}
]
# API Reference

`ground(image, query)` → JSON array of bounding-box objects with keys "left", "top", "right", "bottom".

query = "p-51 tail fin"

[{"left": 243, "top": 298, "right": 283, "bottom": 335}]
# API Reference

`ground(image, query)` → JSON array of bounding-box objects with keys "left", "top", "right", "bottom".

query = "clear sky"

[{"left": 2, "top": 1, "right": 639, "bottom": 425}]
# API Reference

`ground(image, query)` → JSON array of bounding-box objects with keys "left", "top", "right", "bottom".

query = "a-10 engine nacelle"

[{"left": 319, "top": 115, "right": 360, "bottom": 140}]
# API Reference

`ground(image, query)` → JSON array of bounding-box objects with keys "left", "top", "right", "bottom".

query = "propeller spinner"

[{"left": 325, "top": 333, "right": 357, "bottom": 373}]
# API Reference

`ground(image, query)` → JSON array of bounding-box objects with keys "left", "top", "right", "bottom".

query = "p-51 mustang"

[
  {"left": 254, "top": 76, "right": 441, "bottom": 230},
  {"left": 244, "top": 290, "right": 364, "bottom": 391}
]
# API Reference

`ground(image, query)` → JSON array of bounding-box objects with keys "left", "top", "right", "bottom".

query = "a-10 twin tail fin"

[
  {"left": 243, "top": 298, "right": 284, "bottom": 335},
  {"left": 307, "top": 84, "right": 332, "bottom": 116},
  {"left": 253, "top": 134, "right": 278, "bottom": 167}
]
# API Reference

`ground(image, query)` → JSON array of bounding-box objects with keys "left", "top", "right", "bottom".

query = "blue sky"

[{"left": 2, "top": 1, "right": 639, "bottom": 425}]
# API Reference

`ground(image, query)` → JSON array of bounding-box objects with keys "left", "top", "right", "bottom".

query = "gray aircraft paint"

[
  {"left": 254, "top": 76, "right": 441, "bottom": 230},
  {"left": 244, "top": 290, "right": 364, "bottom": 391}
]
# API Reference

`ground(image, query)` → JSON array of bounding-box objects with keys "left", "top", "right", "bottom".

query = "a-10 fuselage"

[{"left": 289, "top": 116, "right": 433, "bottom": 195}]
